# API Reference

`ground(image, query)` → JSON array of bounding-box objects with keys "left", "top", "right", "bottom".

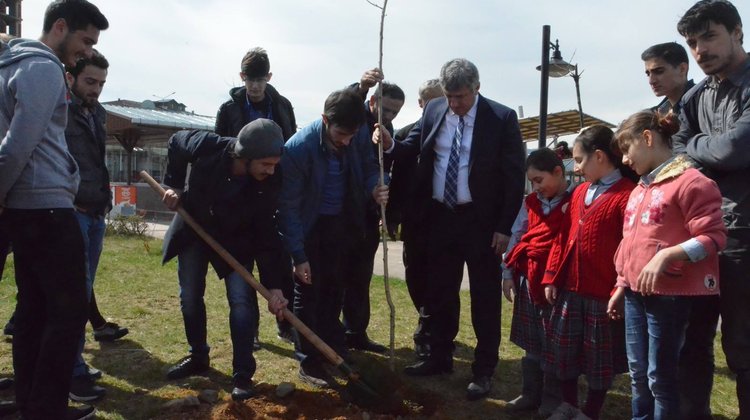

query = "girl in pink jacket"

[{"left": 610, "top": 110, "right": 726, "bottom": 420}]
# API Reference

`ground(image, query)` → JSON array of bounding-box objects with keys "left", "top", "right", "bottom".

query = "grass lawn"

[{"left": 0, "top": 235, "right": 740, "bottom": 419}]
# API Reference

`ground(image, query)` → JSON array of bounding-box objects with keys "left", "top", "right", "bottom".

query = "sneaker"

[
  {"left": 277, "top": 327, "right": 295, "bottom": 345},
  {"left": 86, "top": 365, "right": 102, "bottom": 380},
  {"left": 69, "top": 376, "right": 106, "bottom": 402},
  {"left": 166, "top": 354, "right": 210, "bottom": 380},
  {"left": 66, "top": 404, "right": 95, "bottom": 420},
  {"left": 231, "top": 379, "right": 255, "bottom": 401},
  {"left": 298, "top": 363, "right": 334, "bottom": 388},
  {"left": 547, "top": 402, "right": 583, "bottom": 420},
  {"left": 93, "top": 322, "right": 129, "bottom": 342}
]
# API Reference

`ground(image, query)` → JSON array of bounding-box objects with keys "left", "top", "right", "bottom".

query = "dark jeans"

[
  {"left": 624, "top": 289, "right": 690, "bottom": 420},
  {"left": 72, "top": 211, "right": 106, "bottom": 377},
  {"left": 294, "top": 215, "right": 354, "bottom": 365},
  {"left": 177, "top": 241, "right": 258, "bottom": 383},
  {"left": 423, "top": 201, "right": 502, "bottom": 378},
  {"left": 678, "top": 294, "right": 720, "bottom": 420},
  {"left": 342, "top": 212, "right": 379, "bottom": 338},
  {"left": 3, "top": 208, "right": 88, "bottom": 419},
  {"left": 719, "top": 236, "right": 750, "bottom": 417},
  {"left": 402, "top": 221, "right": 430, "bottom": 346}
]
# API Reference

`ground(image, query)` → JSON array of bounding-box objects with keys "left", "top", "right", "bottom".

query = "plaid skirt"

[
  {"left": 543, "top": 289, "right": 628, "bottom": 390},
  {"left": 509, "top": 277, "right": 550, "bottom": 357}
]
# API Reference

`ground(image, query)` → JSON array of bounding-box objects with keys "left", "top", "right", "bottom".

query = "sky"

[{"left": 15, "top": 0, "right": 750, "bottom": 136}]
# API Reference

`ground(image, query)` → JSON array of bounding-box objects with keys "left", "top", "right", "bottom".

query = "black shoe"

[
  {"left": 403, "top": 357, "right": 453, "bottom": 376},
  {"left": 0, "top": 377, "right": 12, "bottom": 390},
  {"left": 66, "top": 404, "right": 95, "bottom": 420},
  {"left": 166, "top": 354, "right": 210, "bottom": 380},
  {"left": 93, "top": 322, "right": 129, "bottom": 342},
  {"left": 0, "top": 400, "right": 17, "bottom": 416},
  {"left": 69, "top": 375, "right": 106, "bottom": 402},
  {"left": 346, "top": 334, "right": 387, "bottom": 354},
  {"left": 253, "top": 334, "right": 262, "bottom": 351},
  {"left": 415, "top": 343, "right": 431, "bottom": 360},
  {"left": 3, "top": 320, "right": 13, "bottom": 336},
  {"left": 298, "top": 363, "right": 334, "bottom": 388},
  {"left": 231, "top": 380, "right": 255, "bottom": 401},
  {"left": 466, "top": 376, "right": 492, "bottom": 401}
]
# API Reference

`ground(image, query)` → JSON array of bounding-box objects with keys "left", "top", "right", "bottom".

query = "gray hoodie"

[{"left": 0, "top": 38, "right": 79, "bottom": 209}]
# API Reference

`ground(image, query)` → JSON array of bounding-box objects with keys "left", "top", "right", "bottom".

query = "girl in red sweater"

[
  {"left": 611, "top": 111, "right": 725, "bottom": 420},
  {"left": 542, "top": 125, "right": 636, "bottom": 420},
  {"left": 503, "top": 148, "right": 573, "bottom": 415}
]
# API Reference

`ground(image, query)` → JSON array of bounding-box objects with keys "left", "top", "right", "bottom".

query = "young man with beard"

[
  {"left": 0, "top": 1, "right": 108, "bottom": 418},
  {"left": 162, "top": 119, "right": 289, "bottom": 401},
  {"left": 279, "top": 89, "right": 388, "bottom": 387},
  {"left": 672, "top": 0, "right": 750, "bottom": 417}
]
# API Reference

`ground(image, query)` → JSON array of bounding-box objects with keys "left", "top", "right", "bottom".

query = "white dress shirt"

[{"left": 432, "top": 94, "right": 479, "bottom": 205}]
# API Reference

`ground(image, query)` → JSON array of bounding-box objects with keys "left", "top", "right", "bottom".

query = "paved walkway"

[{"left": 145, "top": 222, "right": 471, "bottom": 290}]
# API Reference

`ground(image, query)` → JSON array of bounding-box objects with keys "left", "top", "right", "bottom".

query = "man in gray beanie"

[{"left": 160, "top": 118, "right": 289, "bottom": 401}]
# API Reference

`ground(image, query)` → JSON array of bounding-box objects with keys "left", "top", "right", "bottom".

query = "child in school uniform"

[
  {"left": 503, "top": 148, "right": 573, "bottom": 416},
  {"left": 611, "top": 111, "right": 726, "bottom": 420},
  {"left": 542, "top": 125, "right": 636, "bottom": 420}
]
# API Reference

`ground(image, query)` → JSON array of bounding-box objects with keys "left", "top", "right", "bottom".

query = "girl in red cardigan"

[
  {"left": 503, "top": 148, "right": 573, "bottom": 416},
  {"left": 542, "top": 125, "right": 636, "bottom": 420},
  {"left": 611, "top": 111, "right": 726, "bottom": 420}
]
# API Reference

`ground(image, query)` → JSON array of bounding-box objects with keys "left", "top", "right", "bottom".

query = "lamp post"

[{"left": 536, "top": 27, "right": 581, "bottom": 148}]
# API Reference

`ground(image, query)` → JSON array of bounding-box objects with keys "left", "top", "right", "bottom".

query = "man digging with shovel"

[{"left": 160, "top": 119, "right": 290, "bottom": 401}]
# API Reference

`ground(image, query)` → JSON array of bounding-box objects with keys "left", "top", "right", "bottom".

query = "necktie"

[{"left": 444, "top": 116, "right": 464, "bottom": 209}]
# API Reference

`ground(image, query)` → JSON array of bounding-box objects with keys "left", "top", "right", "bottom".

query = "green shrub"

[{"left": 106, "top": 214, "right": 148, "bottom": 237}]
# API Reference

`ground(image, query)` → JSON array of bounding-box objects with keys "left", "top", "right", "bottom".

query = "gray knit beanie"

[{"left": 234, "top": 119, "right": 284, "bottom": 160}]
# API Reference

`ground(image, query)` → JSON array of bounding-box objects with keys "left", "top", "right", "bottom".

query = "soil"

[{"left": 159, "top": 382, "right": 445, "bottom": 420}]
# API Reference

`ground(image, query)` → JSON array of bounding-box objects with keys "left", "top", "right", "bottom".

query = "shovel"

[{"left": 139, "top": 170, "right": 395, "bottom": 407}]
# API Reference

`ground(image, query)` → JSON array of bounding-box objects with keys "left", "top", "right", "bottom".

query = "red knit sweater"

[
  {"left": 504, "top": 192, "right": 571, "bottom": 305},
  {"left": 542, "top": 178, "right": 635, "bottom": 301}
]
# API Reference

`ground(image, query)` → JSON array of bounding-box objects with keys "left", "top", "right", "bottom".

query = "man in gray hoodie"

[{"left": 0, "top": 1, "right": 108, "bottom": 419}]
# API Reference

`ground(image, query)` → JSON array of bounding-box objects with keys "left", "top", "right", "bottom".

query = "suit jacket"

[{"left": 392, "top": 94, "right": 525, "bottom": 235}]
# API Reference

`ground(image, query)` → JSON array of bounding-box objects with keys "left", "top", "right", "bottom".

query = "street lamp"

[{"left": 537, "top": 26, "right": 583, "bottom": 148}]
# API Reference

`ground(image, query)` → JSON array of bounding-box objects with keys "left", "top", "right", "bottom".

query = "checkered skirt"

[
  {"left": 509, "top": 277, "right": 550, "bottom": 357},
  {"left": 543, "top": 289, "right": 628, "bottom": 390}
]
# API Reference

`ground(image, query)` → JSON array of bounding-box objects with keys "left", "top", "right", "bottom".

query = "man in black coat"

[
  {"left": 161, "top": 119, "right": 289, "bottom": 401},
  {"left": 378, "top": 58, "right": 525, "bottom": 401},
  {"left": 214, "top": 47, "right": 297, "bottom": 348}
]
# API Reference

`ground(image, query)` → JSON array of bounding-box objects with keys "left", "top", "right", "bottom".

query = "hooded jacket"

[
  {"left": 614, "top": 155, "right": 726, "bottom": 296},
  {"left": 0, "top": 38, "right": 79, "bottom": 209},
  {"left": 214, "top": 84, "right": 296, "bottom": 140}
]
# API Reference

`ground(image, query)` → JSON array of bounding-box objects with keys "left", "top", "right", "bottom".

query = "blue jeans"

[
  {"left": 624, "top": 289, "right": 690, "bottom": 420},
  {"left": 178, "top": 241, "right": 258, "bottom": 383},
  {"left": 72, "top": 211, "right": 106, "bottom": 377}
]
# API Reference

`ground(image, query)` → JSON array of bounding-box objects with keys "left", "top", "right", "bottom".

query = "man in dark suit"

[{"left": 378, "top": 58, "right": 525, "bottom": 400}]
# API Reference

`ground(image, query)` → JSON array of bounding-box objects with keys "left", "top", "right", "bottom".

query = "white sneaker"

[{"left": 547, "top": 402, "right": 582, "bottom": 420}]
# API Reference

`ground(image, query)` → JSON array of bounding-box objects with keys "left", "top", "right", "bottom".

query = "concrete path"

[{"left": 145, "top": 222, "right": 471, "bottom": 290}]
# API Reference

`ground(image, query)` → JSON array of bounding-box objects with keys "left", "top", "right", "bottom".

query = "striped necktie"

[{"left": 444, "top": 116, "right": 464, "bottom": 209}]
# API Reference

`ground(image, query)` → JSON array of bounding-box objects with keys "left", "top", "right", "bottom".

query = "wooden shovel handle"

[{"left": 139, "top": 171, "right": 344, "bottom": 367}]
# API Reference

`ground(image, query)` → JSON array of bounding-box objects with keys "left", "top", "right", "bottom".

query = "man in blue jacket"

[
  {"left": 279, "top": 89, "right": 388, "bottom": 387},
  {"left": 161, "top": 119, "right": 289, "bottom": 401}
]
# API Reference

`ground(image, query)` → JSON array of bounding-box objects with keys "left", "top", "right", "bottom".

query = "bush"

[{"left": 106, "top": 214, "right": 148, "bottom": 237}]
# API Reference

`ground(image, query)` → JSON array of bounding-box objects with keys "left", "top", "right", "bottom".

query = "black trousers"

[
  {"left": 718, "top": 236, "right": 750, "bottom": 418},
  {"left": 342, "top": 211, "right": 380, "bottom": 337},
  {"left": 2, "top": 208, "right": 88, "bottom": 419},
  {"left": 423, "top": 200, "right": 502, "bottom": 378},
  {"left": 294, "top": 215, "right": 358, "bottom": 365},
  {"left": 401, "top": 221, "right": 430, "bottom": 345}
]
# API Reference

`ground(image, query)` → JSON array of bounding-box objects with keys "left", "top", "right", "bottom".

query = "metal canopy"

[
  {"left": 519, "top": 110, "right": 615, "bottom": 142},
  {"left": 102, "top": 103, "right": 216, "bottom": 147}
]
